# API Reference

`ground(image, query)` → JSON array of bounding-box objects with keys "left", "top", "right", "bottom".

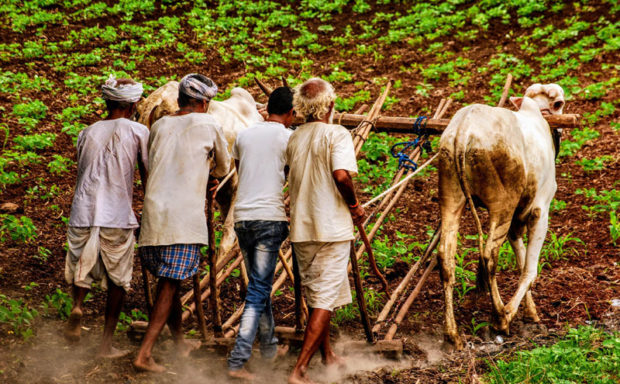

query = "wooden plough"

[{"left": 131, "top": 75, "right": 580, "bottom": 358}]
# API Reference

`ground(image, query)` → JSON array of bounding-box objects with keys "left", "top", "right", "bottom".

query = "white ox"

[
  {"left": 137, "top": 82, "right": 263, "bottom": 258},
  {"left": 437, "top": 83, "right": 565, "bottom": 349}
]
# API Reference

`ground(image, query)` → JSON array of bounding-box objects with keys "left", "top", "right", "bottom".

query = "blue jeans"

[{"left": 228, "top": 220, "right": 289, "bottom": 371}]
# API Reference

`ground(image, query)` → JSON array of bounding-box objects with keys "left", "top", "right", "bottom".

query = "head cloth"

[
  {"left": 101, "top": 74, "right": 143, "bottom": 103},
  {"left": 179, "top": 73, "right": 218, "bottom": 102}
]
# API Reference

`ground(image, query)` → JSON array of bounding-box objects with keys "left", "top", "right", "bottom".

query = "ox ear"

[{"left": 509, "top": 96, "right": 523, "bottom": 110}]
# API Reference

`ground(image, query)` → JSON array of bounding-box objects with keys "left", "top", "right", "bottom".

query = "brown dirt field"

[{"left": 0, "top": 1, "right": 618, "bottom": 383}]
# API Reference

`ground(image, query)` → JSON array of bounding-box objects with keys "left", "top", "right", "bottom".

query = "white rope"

[{"left": 362, "top": 152, "right": 440, "bottom": 208}]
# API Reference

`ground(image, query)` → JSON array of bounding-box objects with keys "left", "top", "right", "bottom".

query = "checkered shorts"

[{"left": 140, "top": 244, "right": 202, "bottom": 280}]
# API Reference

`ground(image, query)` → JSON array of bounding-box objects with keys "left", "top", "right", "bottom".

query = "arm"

[
  {"left": 137, "top": 157, "right": 148, "bottom": 194},
  {"left": 332, "top": 169, "right": 365, "bottom": 224}
]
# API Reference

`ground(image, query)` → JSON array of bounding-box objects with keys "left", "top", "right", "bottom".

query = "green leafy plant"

[
  {"left": 485, "top": 326, "right": 620, "bottom": 384},
  {"left": 47, "top": 154, "right": 75, "bottom": 174},
  {"left": 117, "top": 309, "right": 148, "bottom": 332},
  {"left": 0, "top": 214, "right": 37, "bottom": 243},
  {"left": 0, "top": 294, "right": 38, "bottom": 340}
]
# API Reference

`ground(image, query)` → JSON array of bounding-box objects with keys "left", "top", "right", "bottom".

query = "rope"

[{"left": 389, "top": 116, "right": 428, "bottom": 171}]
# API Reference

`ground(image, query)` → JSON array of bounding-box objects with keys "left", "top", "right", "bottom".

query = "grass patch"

[{"left": 485, "top": 325, "right": 620, "bottom": 384}]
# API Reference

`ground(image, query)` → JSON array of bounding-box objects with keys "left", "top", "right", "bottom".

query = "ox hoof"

[
  {"left": 524, "top": 311, "right": 541, "bottom": 323},
  {"left": 492, "top": 318, "right": 511, "bottom": 336},
  {"left": 442, "top": 334, "right": 464, "bottom": 352}
]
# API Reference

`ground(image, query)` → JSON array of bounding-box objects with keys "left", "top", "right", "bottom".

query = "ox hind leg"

[
  {"left": 438, "top": 158, "right": 466, "bottom": 349},
  {"left": 508, "top": 222, "right": 540, "bottom": 322},
  {"left": 504, "top": 207, "right": 548, "bottom": 324},
  {"left": 479, "top": 211, "right": 513, "bottom": 334},
  {"left": 439, "top": 202, "right": 465, "bottom": 349}
]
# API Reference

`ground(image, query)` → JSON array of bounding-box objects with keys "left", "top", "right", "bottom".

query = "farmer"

[
  {"left": 227, "top": 87, "right": 295, "bottom": 380},
  {"left": 286, "top": 78, "right": 365, "bottom": 384},
  {"left": 64, "top": 75, "right": 148, "bottom": 359},
  {"left": 133, "top": 74, "right": 231, "bottom": 372}
]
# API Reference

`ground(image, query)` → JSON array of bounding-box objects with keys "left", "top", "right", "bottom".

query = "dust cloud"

[{"left": 1, "top": 322, "right": 437, "bottom": 384}]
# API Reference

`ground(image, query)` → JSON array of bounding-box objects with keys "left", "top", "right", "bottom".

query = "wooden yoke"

[{"left": 300, "top": 112, "right": 579, "bottom": 134}]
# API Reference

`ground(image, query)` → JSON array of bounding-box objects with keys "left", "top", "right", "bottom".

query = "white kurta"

[
  {"left": 69, "top": 118, "right": 149, "bottom": 229},
  {"left": 139, "top": 113, "right": 231, "bottom": 246},
  {"left": 286, "top": 122, "right": 358, "bottom": 242}
]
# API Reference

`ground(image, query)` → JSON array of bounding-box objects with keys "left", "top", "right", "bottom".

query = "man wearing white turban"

[
  {"left": 64, "top": 75, "right": 149, "bottom": 359},
  {"left": 134, "top": 73, "right": 231, "bottom": 372}
]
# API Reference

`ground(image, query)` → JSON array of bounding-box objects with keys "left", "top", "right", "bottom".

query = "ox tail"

[{"left": 453, "top": 126, "right": 488, "bottom": 293}]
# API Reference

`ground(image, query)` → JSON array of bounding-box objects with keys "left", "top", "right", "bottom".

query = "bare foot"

[
  {"left": 133, "top": 356, "right": 166, "bottom": 373},
  {"left": 277, "top": 344, "right": 290, "bottom": 358},
  {"left": 97, "top": 346, "right": 130, "bottom": 359},
  {"left": 228, "top": 367, "right": 256, "bottom": 381},
  {"left": 322, "top": 352, "right": 346, "bottom": 369},
  {"left": 63, "top": 308, "right": 82, "bottom": 342},
  {"left": 264, "top": 344, "right": 289, "bottom": 362},
  {"left": 176, "top": 338, "right": 201, "bottom": 357},
  {"left": 288, "top": 371, "right": 317, "bottom": 384}
]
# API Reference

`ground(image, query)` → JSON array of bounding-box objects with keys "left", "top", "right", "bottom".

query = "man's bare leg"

[
  {"left": 64, "top": 285, "right": 89, "bottom": 342},
  {"left": 289, "top": 308, "right": 332, "bottom": 384},
  {"left": 318, "top": 316, "right": 344, "bottom": 367},
  {"left": 98, "top": 278, "right": 129, "bottom": 358},
  {"left": 167, "top": 284, "right": 200, "bottom": 357},
  {"left": 133, "top": 278, "right": 178, "bottom": 372}
]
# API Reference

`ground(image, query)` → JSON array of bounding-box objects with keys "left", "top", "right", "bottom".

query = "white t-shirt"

[
  {"left": 139, "top": 113, "right": 230, "bottom": 246},
  {"left": 286, "top": 122, "right": 358, "bottom": 242},
  {"left": 69, "top": 118, "right": 149, "bottom": 229},
  {"left": 232, "top": 121, "right": 292, "bottom": 222}
]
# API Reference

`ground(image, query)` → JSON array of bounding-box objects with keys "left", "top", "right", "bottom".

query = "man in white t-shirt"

[
  {"left": 227, "top": 87, "right": 294, "bottom": 380},
  {"left": 286, "top": 78, "right": 365, "bottom": 384},
  {"left": 64, "top": 75, "right": 148, "bottom": 359},
  {"left": 133, "top": 74, "right": 230, "bottom": 372}
]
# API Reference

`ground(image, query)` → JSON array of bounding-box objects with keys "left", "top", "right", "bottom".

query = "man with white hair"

[
  {"left": 64, "top": 75, "right": 148, "bottom": 359},
  {"left": 133, "top": 73, "right": 230, "bottom": 372},
  {"left": 286, "top": 78, "right": 365, "bottom": 384}
]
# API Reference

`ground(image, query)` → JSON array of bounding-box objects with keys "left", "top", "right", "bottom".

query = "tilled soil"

[{"left": 0, "top": 1, "right": 618, "bottom": 383}]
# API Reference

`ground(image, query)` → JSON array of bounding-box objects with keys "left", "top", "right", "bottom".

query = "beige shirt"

[
  {"left": 69, "top": 118, "right": 149, "bottom": 229},
  {"left": 286, "top": 122, "right": 358, "bottom": 242},
  {"left": 139, "top": 113, "right": 230, "bottom": 246}
]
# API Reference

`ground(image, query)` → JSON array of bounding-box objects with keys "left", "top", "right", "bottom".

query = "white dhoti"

[
  {"left": 65, "top": 226, "right": 135, "bottom": 292},
  {"left": 293, "top": 241, "right": 352, "bottom": 311}
]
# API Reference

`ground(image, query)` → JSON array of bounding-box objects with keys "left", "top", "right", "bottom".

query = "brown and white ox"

[
  {"left": 437, "top": 84, "right": 565, "bottom": 349},
  {"left": 137, "top": 82, "right": 263, "bottom": 259}
]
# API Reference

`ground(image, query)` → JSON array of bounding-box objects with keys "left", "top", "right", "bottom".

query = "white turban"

[
  {"left": 101, "top": 74, "right": 143, "bottom": 103},
  {"left": 179, "top": 73, "right": 218, "bottom": 102}
]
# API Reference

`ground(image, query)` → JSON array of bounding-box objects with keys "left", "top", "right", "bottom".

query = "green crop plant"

[
  {"left": 549, "top": 199, "right": 567, "bottom": 213},
  {"left": 48, "top": 155, "right": 75, "bottom": 175},
  {"left": 485, "top": 326, "right": 620, "bottom": 384},
  {"left": 34, "top": 246, "right": 52, "bottom": 263},
  {"left": 13, "top": 133, "right": 57, "bottom": 151},
  {"left": 12, "top": 99, "right": 48, "bottom": 132},
  {"left": 0, "top": 214, "right": 37, "bottom": 243},
  {"left": 576, "top": 188, "right": 619, "bottom": 216},
  {"left": 0, "top": 294, "right": 38, "bottom": 340},
  {"left": 575, "top": 156, "right": 615, "bottom": 172},
  {"left": 541, "top": 232, "right": 584, "bottom": 262},
  {"left": 116, "top": 309, "right": 148, "bottom": 332},
  {"left": 332, "top": 288, "right": 384, "bottom": 326},
  {"left": 41, "top": 289, "right": 92, "bottom": 321},
  {"left": 609, "top": 211, "right": 619, "bottom": 246}
]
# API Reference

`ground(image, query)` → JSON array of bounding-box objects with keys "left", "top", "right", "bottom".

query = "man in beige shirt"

[
  {"left": 286, "top": 78, "right": 365, "bottom": 384},
  {"left": 133, "top": 74, "right": 230, "bottom": 372}
]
